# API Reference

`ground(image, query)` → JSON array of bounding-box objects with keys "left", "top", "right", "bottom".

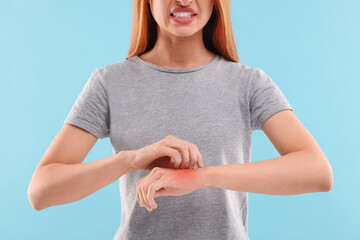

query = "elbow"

[
  {"left": 318, "top": 160, "right": 334, "bottom": 192},
  {"left": 28, "top": 186, "right": 45, "bottom": 211},
  {"left": 321, "top": 173, "right": 333, "bottom": 192}
]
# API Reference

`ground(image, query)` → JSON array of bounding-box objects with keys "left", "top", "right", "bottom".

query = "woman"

[{"left": 28, "top": 0, "right": 333, "bottom": 239}]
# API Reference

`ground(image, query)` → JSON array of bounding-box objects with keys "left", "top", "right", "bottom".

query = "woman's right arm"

[{"left": 27, "top": 123, "right": 136, "bottom": 211}]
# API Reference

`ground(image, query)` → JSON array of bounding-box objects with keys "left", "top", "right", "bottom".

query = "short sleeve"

[
  {"left": 64, "top": 69, "right": 110, "bottom": 139},
  {"left": 249, "top": 67, "right": 293, "bottom": 131}
]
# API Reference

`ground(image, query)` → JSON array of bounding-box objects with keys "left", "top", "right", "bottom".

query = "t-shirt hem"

[
  {"left": 257, "top": 105, "right": 294, "bottom": 130},
  {"left": 64, "top": 116, "right": 108, "bottom": 139}
]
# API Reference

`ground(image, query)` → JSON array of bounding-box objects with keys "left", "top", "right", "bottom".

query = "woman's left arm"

[
  {"left": 201, "top": 109, "right": 333, "bottom": 195},
  {"left": 201, "top": 150, "right": 332, "bottom": 195},
  {"left": 137, "top": 110, "right": 333, "bottom": 211}
]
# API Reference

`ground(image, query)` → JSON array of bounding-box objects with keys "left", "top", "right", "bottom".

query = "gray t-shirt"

[{"left": 64, "top": 54, "right": 293, "bottom": 240}]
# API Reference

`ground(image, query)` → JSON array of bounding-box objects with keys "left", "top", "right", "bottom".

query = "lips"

[{"left": 170, "top": 7, "right": 197, "bottom": 15}]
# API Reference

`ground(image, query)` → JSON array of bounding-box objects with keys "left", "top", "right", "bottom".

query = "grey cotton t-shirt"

[{"left": 64, "top": 54, "right": 293, "bottom": 240}]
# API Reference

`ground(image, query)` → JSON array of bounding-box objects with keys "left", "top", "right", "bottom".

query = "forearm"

[
  {"left": 30, "top": 150, "right": 135, "bottom": 210},
  {"left": 200, "top": 150, "right": 332, "bottom": 195}
]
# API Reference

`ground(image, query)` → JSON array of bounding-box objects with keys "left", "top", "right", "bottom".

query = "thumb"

[{"left": 154, "top": 188, "right": 168, "bottom": 198}]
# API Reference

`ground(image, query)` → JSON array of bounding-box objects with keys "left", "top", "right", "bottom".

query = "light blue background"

[{"left": 1, "top": 0, "right": 359, "bottom": 239}]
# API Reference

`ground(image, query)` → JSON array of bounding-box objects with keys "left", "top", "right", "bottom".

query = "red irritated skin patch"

[
  {"left": 174, "top": 168, "right": 197, "bottom": 178},
  {"left": 172, "top": 168, "right": 205, "bottom": 190}
]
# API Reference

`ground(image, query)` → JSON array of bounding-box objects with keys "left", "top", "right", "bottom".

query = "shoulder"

[
  {"left": 219, "top": 57, "right": 264, "bottom": 78},
  {"left": 89, "top": 57, "right": 139, "bottom": 87},
  {"left": 218, "top": 57, "right": 267, "bottom": 87},
  {"left": 97, "top": 57, "right": 137, "bottom": 77}
]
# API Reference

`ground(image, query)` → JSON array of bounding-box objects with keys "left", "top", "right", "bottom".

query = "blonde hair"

[{"left": 126, "top": 0, "right": 240, "bottom": 62}]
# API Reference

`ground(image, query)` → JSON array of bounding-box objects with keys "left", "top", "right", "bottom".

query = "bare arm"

[
  {"left": 30, "top": 151, "right": 135, "bottom": 211},
  {"left": 28, "top": 124, "right": 136, "bottom": 211},
  {"left": 199, "top": 110, "right": 333, "bottom": 195},
  {"left": 200, "top": 150, "right": 332, "bottom": 195}
]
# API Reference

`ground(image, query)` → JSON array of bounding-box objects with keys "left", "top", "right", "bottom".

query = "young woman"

[{"left": 28, "top": 0, "right": 333, "bottom": 239}]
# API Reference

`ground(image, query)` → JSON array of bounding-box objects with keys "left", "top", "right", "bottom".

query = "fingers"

[
  {"left": 137, "top": 168, "right": 162, "bottom": 212},
  {"left": 197, "top": 150, "right": 204, "bottom": 168},
  {"left": 163, "top": 136, "right": 203, "bottom": 169},
  {"left": 178, "top": 145, "right": 190, "bottom": 169},
  {"left": 146, "top": 180, "right": 163, "bottom": 209},
  {"left": 187, "top": 144, "right": 198, "bottom": 169},
  {"left": 136, "top": 172, "right": 153, "bottom": 211},
  {"left": 159, "top": 146, "right": 182, "bottom": 168}
]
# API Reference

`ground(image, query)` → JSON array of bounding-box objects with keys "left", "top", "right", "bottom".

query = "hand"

[
  {"left": 131, "top": 135, "right": 204, "bottom": 171},
  {"left": 136, "top": 167, "right": 206, "bottom": 212}
]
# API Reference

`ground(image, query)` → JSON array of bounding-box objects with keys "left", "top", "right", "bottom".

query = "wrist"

[
  {"left": 116, "top": 150, "right": 137, "bottom": 173},
  {"left": 196, "top": 165, "right": 212, "bottom": 189}
]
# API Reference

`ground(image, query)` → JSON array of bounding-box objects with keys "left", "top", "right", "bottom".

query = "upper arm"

[
  {"left": 37, "top": 69, "right": 110, "bottom": 168},
  {"left": 262, "top": 109, "right": 333, "bottom": 190},
  {"left": 262, "top": 109, "right": 326, "bottom": 158},
  {"left": 247, "top": 67, "right": 324, "bottom": 156},
  {"left": 37, "top": 123, "right": 98, "bottom": 169}
]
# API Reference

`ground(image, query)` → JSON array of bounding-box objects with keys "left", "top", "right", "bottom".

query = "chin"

[{"left": 169, "top": 29, "right": 200, "bottom": 37}]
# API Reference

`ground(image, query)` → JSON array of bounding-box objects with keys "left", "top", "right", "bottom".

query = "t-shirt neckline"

[{"left": 134, "top": 54, "right": 221, "bottom": 73}]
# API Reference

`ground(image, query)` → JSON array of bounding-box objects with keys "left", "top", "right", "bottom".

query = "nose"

[{"left": 176, "top": 0, "right": 192, "bottom": 7}]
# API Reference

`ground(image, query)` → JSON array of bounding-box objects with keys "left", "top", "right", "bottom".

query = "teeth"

[{"left": 172, "top": 12, "right": 194, "bottom": 18}]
